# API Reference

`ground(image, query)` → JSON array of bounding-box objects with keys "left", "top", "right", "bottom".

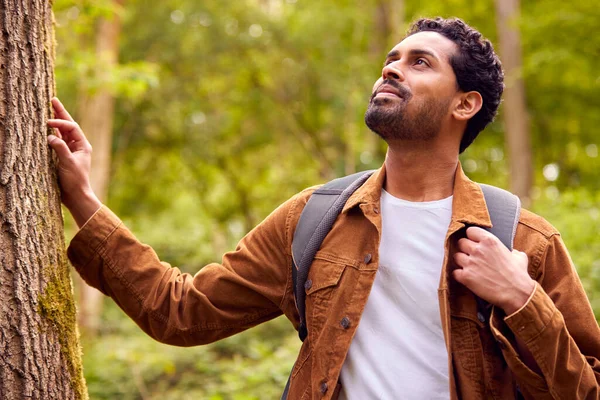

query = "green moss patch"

[{"left": 38, "top": 261, "right": 88, "bottom": 400}]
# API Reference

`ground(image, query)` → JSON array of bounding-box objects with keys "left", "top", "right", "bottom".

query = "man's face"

[{"left": 365, "top": 31, "right": 460, "bottom": 143}]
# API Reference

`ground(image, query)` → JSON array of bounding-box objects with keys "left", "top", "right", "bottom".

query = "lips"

[{"left": 375, "top": 84, "right": 403, "bottom": 99}]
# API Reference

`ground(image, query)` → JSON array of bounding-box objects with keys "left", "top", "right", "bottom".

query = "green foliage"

[
  {"left": 520, "top": 0, "right": 600, "bottom": 190},
  {"left": 83, "top": 302, "right": 299, "bottom": 400},
  {"left": 53, "top": 0, "right": 600, "bottom": 398},
  {"left": 531, "top": 188, "right": 600, "bottom": 319},
  {"left": 54, "top": 0, "right": 159, "bottom": 108}
]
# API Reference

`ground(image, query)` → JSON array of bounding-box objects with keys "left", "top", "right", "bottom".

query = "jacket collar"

[{"left": 342, "top": 162, "right": 492, "bottom": 228}]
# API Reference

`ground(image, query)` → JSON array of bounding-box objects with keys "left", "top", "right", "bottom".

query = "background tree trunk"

[
  {"left": 495, "top": 0, "right": 533, "bottom": 204},
  {"left": 368, "top": 0, "right": 405, "bottom": 163},
  {"left": 0, "top": 1, "right": 87, "bottom": 399},
  {"left": 75, "top": 2, "right": 123, "bottom": 336},
  {"left": 370, "top": 0, "right": 405, "bottom": 57}
]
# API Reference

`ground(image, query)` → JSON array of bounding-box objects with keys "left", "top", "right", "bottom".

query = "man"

[{"left": 48, "top": 17, "right": 600, "bottom": 399}]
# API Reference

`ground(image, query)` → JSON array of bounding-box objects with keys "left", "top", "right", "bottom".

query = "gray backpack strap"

[
  {"left": 478, "top": 184, "right": 521, "bottom": 250},
  {"left": 475, "top": 183, "right": 522, "bottom": 354},
  {"left": 291, "top": 170, "right": 375, "bottom": 342},
  {"left": 283, "top": 170, "right": 374, "bottom": 400},
  {"left": 283, "top": 177, "right": 520, "bottom": 400}
]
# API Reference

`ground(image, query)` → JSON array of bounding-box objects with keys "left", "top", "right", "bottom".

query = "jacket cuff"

[
  {"left": 490, "top": 283, "right": 555, "bottom": 342},
  {"left": 489, "top": 283, "right": 550, "bottom": 390},
  {"left": 67, "top": 205, "right": 123, "bottom": 290},
  {"left": 504, "top": 282, "right": 556, "bottom": 343},
  {"left": 505, "top": 282, "right": 537, "bottom": 319}
]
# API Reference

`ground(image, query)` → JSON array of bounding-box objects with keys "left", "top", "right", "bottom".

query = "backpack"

[{"left": 282, "top": 170, "right": 521, "bottom": 399}]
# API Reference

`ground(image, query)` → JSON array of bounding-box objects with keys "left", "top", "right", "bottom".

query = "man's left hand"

[{"left": 453, "top": 227, "right": 535, "bottom": 315}]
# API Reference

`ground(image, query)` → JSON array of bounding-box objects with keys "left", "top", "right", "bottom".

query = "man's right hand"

[{"left": 47, "top": 97, "right": 102, "bottom": 228}]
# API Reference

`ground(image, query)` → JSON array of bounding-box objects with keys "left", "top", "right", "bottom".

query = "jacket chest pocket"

[
  {"left": 305, "top": 256, "right": 348, "bottom": 298},
  {"left": 304, "top": 253, "right": 356, "bottom": 344}
]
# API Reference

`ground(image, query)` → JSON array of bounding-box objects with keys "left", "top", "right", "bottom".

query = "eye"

[{"left": 415, "top": 58, "right": 429, "bottom": 67}]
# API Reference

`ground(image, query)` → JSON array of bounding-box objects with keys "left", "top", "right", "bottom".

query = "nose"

[{"left": 382, "top": 62, "right": 404, "bottom": 82}]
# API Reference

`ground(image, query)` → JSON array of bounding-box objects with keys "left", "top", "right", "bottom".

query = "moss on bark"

[{"left": 39, "top": 261, "right": 88, "bottom": 400}]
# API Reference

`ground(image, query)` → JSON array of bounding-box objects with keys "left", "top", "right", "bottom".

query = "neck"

[{"left": 383, "top": 143, "right": 458, "bottom": 202}]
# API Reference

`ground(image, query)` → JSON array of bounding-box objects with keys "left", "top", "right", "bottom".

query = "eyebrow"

[{"left": 386, "top": 49, "right": 439, "bottom": 62}]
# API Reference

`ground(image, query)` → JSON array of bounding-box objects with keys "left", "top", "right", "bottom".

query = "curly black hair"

[{"left": 407, "top": 17, "right": 504, "bottom": 153}]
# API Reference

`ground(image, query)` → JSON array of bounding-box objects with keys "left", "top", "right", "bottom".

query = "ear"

[{"left": 452, "top": 91, "right": 483, "bottom": 122}]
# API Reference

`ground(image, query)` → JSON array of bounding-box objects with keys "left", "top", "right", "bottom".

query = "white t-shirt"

[{"left": 338, "top": 189, "right": 453, "bottom": 400}]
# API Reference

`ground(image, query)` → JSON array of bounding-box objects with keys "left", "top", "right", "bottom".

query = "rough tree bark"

[
  {"left": 0, "top": 0, "right": 87, "bottom": 399},
  {"left": 75, "top": 1, "right": 123, "bottom": 336},
  {"left": 495, "top": 0, "right": 533, "bottom": 204}
]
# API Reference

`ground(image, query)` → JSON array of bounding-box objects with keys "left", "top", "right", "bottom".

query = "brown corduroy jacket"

[{"left": 68, "top": 164, "right": 600, "bottom": 399}]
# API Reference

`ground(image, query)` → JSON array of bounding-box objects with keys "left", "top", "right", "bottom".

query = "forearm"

[
  {"left": 492, "top": 284, "right": 600, "bottom": 398},
  {"left": 64, "top": 189, "right": 102, "bottom": 228},
  {"left": 513, "top": 335, "right": 542, "bottom": 376},
  {"left": 67, "top": 205, "right": 293, "bottom": 346},
  {"left": 502, "top": 283, "right": 542, "bottom": 375}
]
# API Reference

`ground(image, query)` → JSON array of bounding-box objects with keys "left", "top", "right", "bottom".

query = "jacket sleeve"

[
  {"left": 490, "top": 233, "right": 600, "bottom": 399},
  {"left": 67, "top": 192, "right": 309, "bottom": 346}
]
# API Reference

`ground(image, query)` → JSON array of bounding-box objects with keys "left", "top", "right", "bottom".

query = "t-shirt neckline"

[{"left": 380, "top": 189, "right": 453, "bottom": 209}]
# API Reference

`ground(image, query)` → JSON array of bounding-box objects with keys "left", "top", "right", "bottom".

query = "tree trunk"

[
  {"left": 0, "top": 1, "right": 87, "bottom": 399},
  {"left": 369, "top": 0, "right": 405, "bottom": 58},
  {"left": 495, "top": 0, "right": 533, "bottom": 205},
  {"left": 75, "top": 3, "right": 122, "bottom": 336},
  {"left": 368, "top": 0, "right": 404, "bottom": 163}
]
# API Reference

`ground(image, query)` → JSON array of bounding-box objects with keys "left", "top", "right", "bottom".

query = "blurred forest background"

[{"left": 51, "top": 0, "right": 599, "bottom": 398}]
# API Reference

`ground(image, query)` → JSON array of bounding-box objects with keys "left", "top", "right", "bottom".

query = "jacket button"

[
  {"left": 340, "top": 317, "right": 351, "bottom": 329},
  {"left": 320, "top": 381, "right": 328, "bottom": 394},
  {"left": 477, "top": 312, "right": 486, "bottom": 323},
  {"left": 373, "top": 206, "right": 379, "bottom": 214},
  {"left": 364, "top": 253, "right": 372, "bottom": 264},
  {"left": 304, "top": 279, "right": 312, "bottom": 291},
  {"left": 496, "top": 339, "right": 506, "bottom": 350}
]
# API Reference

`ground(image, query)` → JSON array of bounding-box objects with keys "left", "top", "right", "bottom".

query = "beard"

[{"left": 365, "top": 80, "right": 451, "bottom": 142}]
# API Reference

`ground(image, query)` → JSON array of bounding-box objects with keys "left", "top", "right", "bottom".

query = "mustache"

[{"left": 371, "top": 79, "right": 412, "bottom": 101}]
